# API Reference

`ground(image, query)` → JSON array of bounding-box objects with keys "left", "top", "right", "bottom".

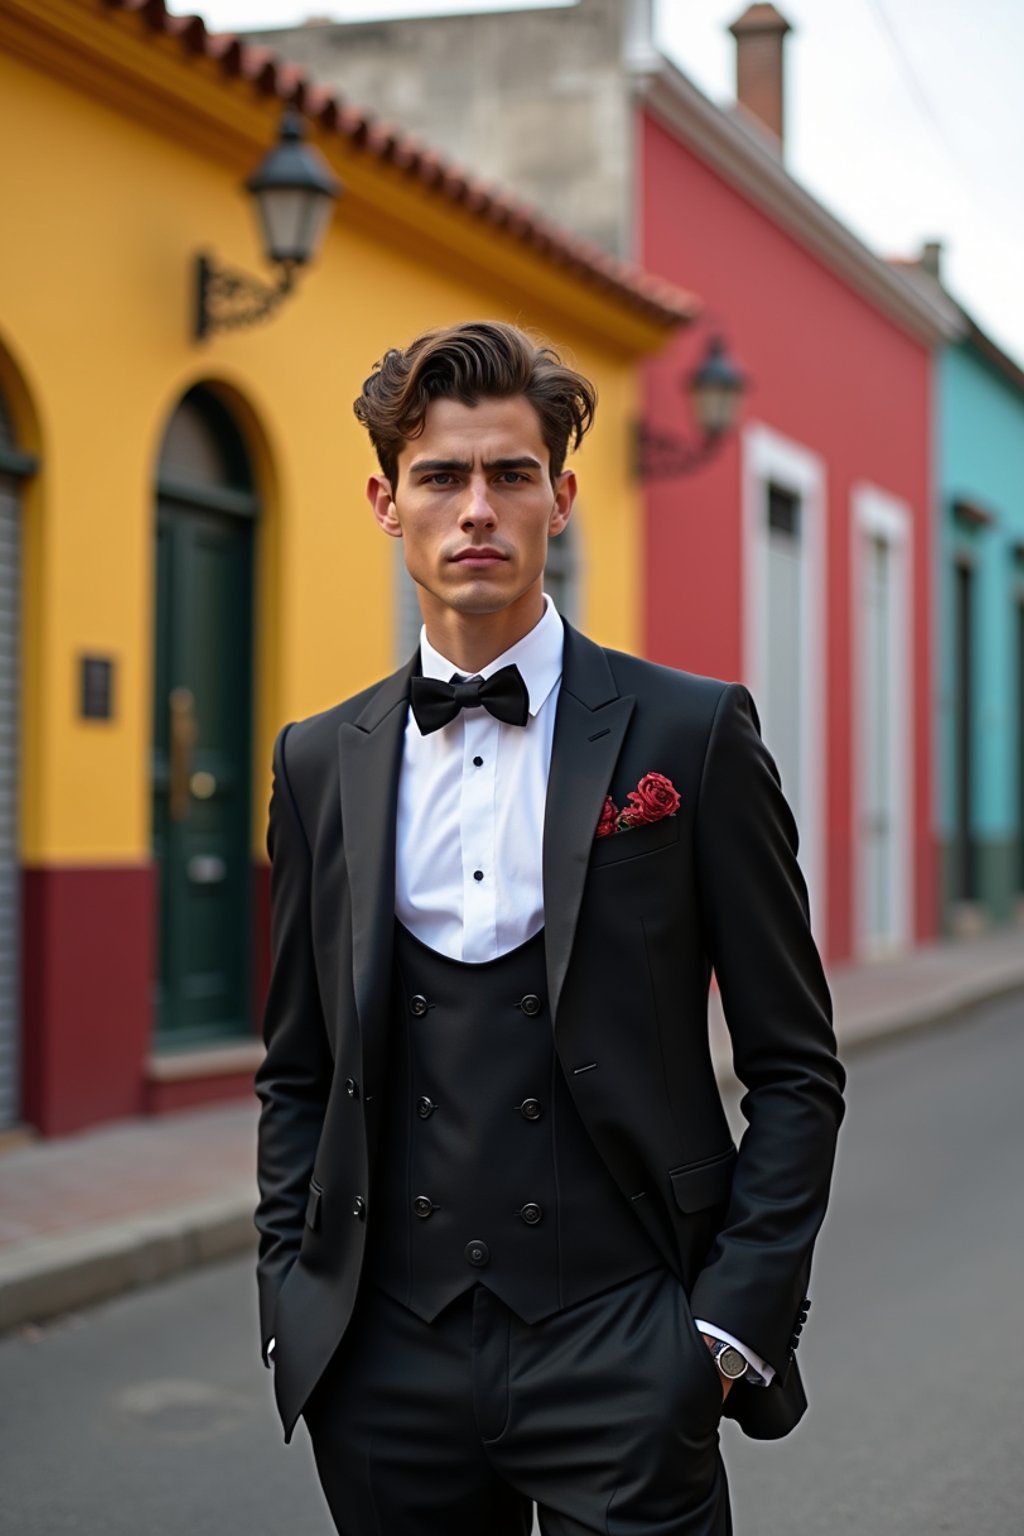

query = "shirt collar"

[{"left": 418, "top": 592, "right": 564, "bottom": 719}]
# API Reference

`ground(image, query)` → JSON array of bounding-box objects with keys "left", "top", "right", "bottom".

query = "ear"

[
  {"left": 548, "top": 469, "right": 577, "bottom": 538},
  {"left": 368, "top": 474, "right": 401, "bottom": 538}
]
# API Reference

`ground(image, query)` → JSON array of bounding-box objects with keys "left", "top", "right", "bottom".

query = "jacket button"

[
  {"left": 519, "top": 994, "right": 542, "bottom": 1017},
  {"left": 352, "top": 1196, "right": 366, "bottom": 1219},
  {"left": 413, "top": 1195, "right": 435, "bottom": 1219},
  {"left": 416, "top": 1096, "right": 437, "bottom": 1119},
  {"left": 345, "top": 1077, "right": 359, "bottom": 1099},
  {"left": 410, "top": 995, "right": 429, "bottom": 1017},
  {"left": 465, "top": 1240, "right": 490, "bottom": 1267},
  {"left": 519, "top": 1098, "right": 543, "bottom": 1121},
  {"left": 519, "top": 1202, "right": 543, "bottom": 1225}
]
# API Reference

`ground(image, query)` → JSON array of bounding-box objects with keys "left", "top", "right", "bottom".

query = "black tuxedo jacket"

[{"left": 255, "top": 621, "right": 845, "bottom": 1443}]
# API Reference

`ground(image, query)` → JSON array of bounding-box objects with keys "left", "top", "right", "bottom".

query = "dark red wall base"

[
  {"left": 145, "top": 1070, "right": 258, "bottom": 1117},
  {"left": 22, "top": 864, "right": 155, "bottom": 1136},
  {"left": 21, "top": 859, "right": 272, "bottom": 1137}
]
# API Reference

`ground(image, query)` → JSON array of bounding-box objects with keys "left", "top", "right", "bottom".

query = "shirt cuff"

[{"left": 693, "top": 1319, "right": 774, "bottom": 1386}]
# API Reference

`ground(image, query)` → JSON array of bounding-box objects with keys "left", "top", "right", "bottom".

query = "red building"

[{"left": 636, "top": 7, "right": 958, "bottom": 963}]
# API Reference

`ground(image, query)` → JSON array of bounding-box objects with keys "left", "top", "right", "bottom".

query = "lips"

[{"left": 451, "top": 548, "right": 507, "bottom": 564}]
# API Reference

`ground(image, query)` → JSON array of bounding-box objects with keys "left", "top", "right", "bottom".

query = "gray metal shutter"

[{"left": 0, "top": 467, "right": 20, "bottom": 1130}]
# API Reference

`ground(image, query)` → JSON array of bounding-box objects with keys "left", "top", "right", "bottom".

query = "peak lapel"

[
  {"left": 337, "top": 652, "right": 418, "bottom": 1083},
  {"left": 543, "top": 623, "right": 634, "bottom": 1025}
]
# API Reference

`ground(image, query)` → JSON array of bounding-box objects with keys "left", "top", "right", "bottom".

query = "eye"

[
  {"left": 423, "top": 472, "right": 456, "bottom": 486},
  {"left": 497, "top": 471, "right": 528, "bottom": 484}
]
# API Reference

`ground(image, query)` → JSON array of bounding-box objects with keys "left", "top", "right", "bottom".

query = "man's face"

[{"left": 368, "top": 395, "right": 575, "bottom": 619}]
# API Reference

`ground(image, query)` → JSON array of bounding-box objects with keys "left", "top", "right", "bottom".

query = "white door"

[
  {"left": 764, "top": 486, "right": 804, "bottom": 824},
  {"left": 861, "top": 533, "right": 895, "bottom": 946},
  {"left": 742, "top": 425, "right": 827, "bottom": 941},
  {"left": 853, "top": 485, "right": 912, "bottom": 956}
]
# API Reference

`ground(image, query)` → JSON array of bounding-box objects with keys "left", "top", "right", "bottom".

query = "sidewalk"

[{"left": 2, "top": 926, "right": 1022, "bottom": 1335}]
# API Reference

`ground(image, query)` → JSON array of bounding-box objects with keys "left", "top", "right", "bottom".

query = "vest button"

[
  {"left": 345, "top": 1077, "right": 359, "bottom": 1099},
  {"left": 465, "top": 1240, "right": 490, "bottom": 1268},
  {"left": 519, "top": 1098, "right": 543, "bottom": 1121},
  {"left": 519, "top": 1202, "right": 543, "bottom": 1225},
  {"left": 519, "top": 994, "right": 542, "bottom": 1017},
  {"left": 416, "top": 1096, "right": 436, "bottom": 1119},
  {"left": 352, "top": 1196, "right": 366, "bottom": 1219},
  {"left": 413, "top": 1194, "right": 435, "bottom": 1219},
  {"left": 410, "top": 995, "right": 429, "bottom": 1016}
]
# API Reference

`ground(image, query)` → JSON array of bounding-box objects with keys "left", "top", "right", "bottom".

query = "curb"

[
  {"left": 0, "top": 1187, "right": 256, "bottom": 1336},
  {"left": 3, "top": 971, "right": 1023, "bottom": 1337},
  {"left": 832, "top": 961, "right": 1024, "bottom": 1058}
]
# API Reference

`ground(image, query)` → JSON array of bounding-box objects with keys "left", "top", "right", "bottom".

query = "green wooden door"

[{"left": 152, "top": 495, "right": 254, "bottom": 1045}]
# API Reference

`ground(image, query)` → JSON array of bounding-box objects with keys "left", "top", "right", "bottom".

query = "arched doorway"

[
  {"left": 0, "top": 383, "right": 37, "bottom": 1129},
  {"left": 152, "top": 387, "right": 258, "bottom": 1046}
]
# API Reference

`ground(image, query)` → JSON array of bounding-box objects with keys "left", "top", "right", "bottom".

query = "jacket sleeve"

[
  {"left": 688, "top": 683, "right": 845, "bottom": 1376},
  {"left": 254, "top": 722, "right": 333, "bottom": 1360}
]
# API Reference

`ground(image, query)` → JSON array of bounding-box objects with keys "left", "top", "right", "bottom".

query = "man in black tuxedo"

[{"left": 255, "top": 321, "right": 845, "bottom": 1534}]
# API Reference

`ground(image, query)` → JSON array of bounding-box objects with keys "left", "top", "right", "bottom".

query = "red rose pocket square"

[{"left": 595, "top": 773, "right": 681, "bottom": 839}]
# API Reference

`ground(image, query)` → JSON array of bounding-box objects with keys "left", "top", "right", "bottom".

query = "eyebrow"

[{"left": 408, "top": 455, "right": 544, "bottom": 474}]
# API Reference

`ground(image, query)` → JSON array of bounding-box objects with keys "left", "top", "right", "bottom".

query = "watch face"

[{"left": 718, "top": 1345, "right": 747, "bottom": 1380}]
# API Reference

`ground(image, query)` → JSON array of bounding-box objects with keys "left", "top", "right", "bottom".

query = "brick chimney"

[
  {"left": 919, "top": 240, "right": 944, "bottom": 281},
  {"left": 728, "top": 4, "right": 793, "bottom": 150}
]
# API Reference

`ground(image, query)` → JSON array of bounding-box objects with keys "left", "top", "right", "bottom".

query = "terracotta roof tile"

[{"left": 101, "top": 0, "right": 697, "bottom": 328}]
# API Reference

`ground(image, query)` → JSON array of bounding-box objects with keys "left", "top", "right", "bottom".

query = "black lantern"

[
  {"left": 635, "top": 331, "right": 747, "bottom": 480},
  {"left": 688, "top": 334, "right": 746, "bottom": 438},
  {"left": 195, "top": 111, "right": 341, "bottom": 342}
]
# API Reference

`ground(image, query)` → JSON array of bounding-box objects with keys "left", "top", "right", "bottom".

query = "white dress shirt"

[{"left": 396, "top": 593, "right": 771, "bottom": 1386}]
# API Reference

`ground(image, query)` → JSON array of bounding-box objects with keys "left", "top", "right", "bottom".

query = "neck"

[{"left": 421, "top": 587, "right": 546, "bottom": 675}]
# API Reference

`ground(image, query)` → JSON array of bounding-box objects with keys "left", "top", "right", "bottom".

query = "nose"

[{"left": 460, "top": 475, "right": 496, "bottom": 529}]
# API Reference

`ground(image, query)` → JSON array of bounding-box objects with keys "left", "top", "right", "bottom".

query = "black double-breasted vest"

[{"left": 366, "top": 921, "right": 659, "bottom": 1322}]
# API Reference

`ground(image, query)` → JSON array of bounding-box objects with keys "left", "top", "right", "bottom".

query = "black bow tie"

[{"left": 410, "top": 664, "right": 530, "bottom": 736}]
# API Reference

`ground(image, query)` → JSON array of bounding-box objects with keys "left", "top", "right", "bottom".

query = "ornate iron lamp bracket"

[
  {"left": 195, "top": 254, "right": 296, "bottom": 342},
  {"left": 634, "top": 421, "right": 724, "bottom": 481}
]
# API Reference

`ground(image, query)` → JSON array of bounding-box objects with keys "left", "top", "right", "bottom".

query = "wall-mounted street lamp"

[
  {"left": 195, "top": 111, "right": 341, "bottom": 342},
  {"left": 635, "top": 333, "right": 747, "bottom": 479}
]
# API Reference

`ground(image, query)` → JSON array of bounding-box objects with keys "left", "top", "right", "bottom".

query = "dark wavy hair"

[{"left": 353, "top": 320, "right": 597, "bottom": 487}]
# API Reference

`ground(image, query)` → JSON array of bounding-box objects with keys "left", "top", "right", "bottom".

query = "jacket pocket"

[
  {"left": 589, "top": 814, "right": 681, "bottom": 868},
  {"left": 305, "top": 1178, "right": 323, "bottom": 1232},
  {"left": 668, "top": 1147, "right": 736, "bottom": 1213}
]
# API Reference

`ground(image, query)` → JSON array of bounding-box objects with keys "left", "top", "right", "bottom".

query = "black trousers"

[{"left": 302, "top": 1266, "right": 732, "bottom": 1536}]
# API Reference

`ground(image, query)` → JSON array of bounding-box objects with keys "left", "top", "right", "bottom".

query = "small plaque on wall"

[{"left": 80, "top": 656, "right": 114, "bottom": 720}]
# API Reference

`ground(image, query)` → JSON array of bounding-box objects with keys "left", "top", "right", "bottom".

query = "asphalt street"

[{"left": 1, "top": 991, "right": 1022, "bottom": 1535}]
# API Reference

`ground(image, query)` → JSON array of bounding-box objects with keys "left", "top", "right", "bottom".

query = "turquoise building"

[{"left": 918, "top": 253, "right": 1024, "bottom": 930}]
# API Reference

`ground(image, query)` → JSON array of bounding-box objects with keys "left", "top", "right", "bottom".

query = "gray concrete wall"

[{"left": 242, "top": 0, "right": 637, "bottom": 258}]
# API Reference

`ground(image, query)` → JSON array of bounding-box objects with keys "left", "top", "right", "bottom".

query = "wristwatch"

[{"left": 705, "top": 1338, "right": 749, "bottom": 1382}]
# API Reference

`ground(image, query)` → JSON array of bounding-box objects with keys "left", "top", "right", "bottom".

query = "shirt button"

[
  {"left": 416, "top": 1096, "right": 437, "bottom": 1119},
  {"left": 519, "top": 1202, "right": 543, "bottom": 1226},
  {"left": 473, "top": 870, "right": 484, "bottom": 882},
  {"left": 519, "top": 1098, "right": 543, "bottom": 1121},
  {"left": 413, "top": 1195, "right": 435, "bottom": 1219},
  {"left": 465, "top": 1240, "right": 490, "bottom": 1268},
  {"left": 519, "top": 994, "right": 542, "bottom": 1017},
  {"left": 410, "top": 995, "right": 429, "bottom": 1016},
  {"left": 473, "top": 756, "right": 483, "bottom": 767}
]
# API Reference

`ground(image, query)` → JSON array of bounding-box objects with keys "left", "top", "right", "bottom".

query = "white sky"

[{"left": 170, "top": 0, "right": 1024, "bottom": 365}]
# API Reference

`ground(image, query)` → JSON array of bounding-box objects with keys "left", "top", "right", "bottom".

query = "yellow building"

[{"left": 0, "top": 0, "right": 692, "bottom": 1135}]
